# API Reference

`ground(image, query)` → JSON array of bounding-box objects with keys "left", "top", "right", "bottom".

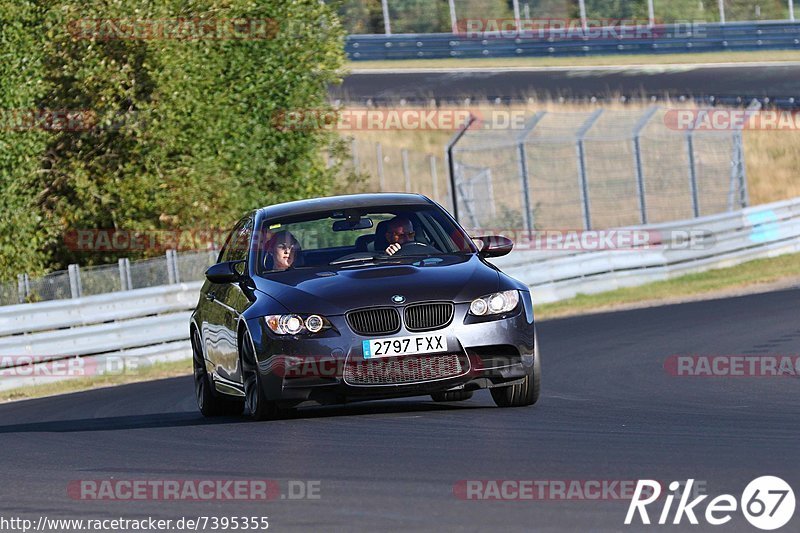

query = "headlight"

[
  {"left": 265, "top": 314, "right": 330, "bottom": 335},
  {"left": 469, "top": 290, "right": 519, "bottom": 316}
]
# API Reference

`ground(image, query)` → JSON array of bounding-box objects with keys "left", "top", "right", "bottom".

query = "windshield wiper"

[{"left": 329, "top": 255, "right": 379, "bottom": 266}]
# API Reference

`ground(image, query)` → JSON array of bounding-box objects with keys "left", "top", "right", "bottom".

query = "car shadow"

[{"left": 0, "top": 399, "right": 491, "bottom": 434}]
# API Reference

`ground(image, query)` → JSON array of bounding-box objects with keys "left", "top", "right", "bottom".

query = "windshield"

[{"left": 256, "top": 204, "right": 477, "bottom": 274}]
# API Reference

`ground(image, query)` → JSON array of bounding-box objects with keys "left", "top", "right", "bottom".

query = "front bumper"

[{"left": 246, "top": 296, "right": 536, "bottom": 406}]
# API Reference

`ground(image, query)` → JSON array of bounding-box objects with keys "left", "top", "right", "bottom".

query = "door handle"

[{"left": 205, "top": 292, "right": 216, "bottom": 301}]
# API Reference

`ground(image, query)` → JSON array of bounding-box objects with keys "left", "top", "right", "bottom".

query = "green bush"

[{"left": 0, "top": 0, "right": 347, "bottom": 280}]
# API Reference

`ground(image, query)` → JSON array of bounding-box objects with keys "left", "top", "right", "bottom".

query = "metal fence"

[
  {"left": 346, "top": 20, "right": 800, "bottom": 60},
  {"left": 4, "top": 250, "right": 216, "bottom": 306},
  {"left": 448, "top": 106, "right": 750, "bottom": 231},
  {"left": 348, "top": 137, "right": 454, "bottom": 210},
  {"left": 343, "top": 1, "right": 800, "bottom": 36}
]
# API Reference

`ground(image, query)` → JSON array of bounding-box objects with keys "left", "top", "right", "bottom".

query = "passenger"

[
  {"left": 384, "top": 216, "right": 415, "bottom": 256},
  {"left": 266, "top": 230, "right": 301, "bottom": 270}
]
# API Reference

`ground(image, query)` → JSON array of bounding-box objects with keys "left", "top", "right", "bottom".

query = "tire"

[
  {"left": 240, "top": 330, "right": 284, "bottom": 421},
  {"left": 192, "top": 329, "right": 244, "bottom": 417},
  {"left": 431, "top": 390, "right": 473, "bottom": 402},
  {"left": 490, "top": 341, "right": 541, "bottom": 408}
]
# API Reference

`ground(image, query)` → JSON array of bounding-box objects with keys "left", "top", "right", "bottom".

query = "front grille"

[
  {"left": 404, "top": 302, "right": 454, "bottom": 332},
  {"left": 344, "top": 353, "right": 464, "bottom": 385},
  {"left": 346, "top": 307, "right": 401, "bottom": 336}
]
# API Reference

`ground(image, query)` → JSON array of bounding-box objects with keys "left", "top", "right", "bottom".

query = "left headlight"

[
  {"left": 469, "top": 290, "right": 520, "bottom": 316},
  {"left": 264, "top": 314, "right": 331, "bottom": 335}
]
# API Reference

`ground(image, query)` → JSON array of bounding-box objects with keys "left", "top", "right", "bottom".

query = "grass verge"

[
  {"left": 348, "top": 50, "right": 800, "bottom": 70},
  {"left": 0, "top": 358, "right": 191, "bottom": 403},
  {"left": 535, "top": 251, "right": 800, "bottom": 319}
]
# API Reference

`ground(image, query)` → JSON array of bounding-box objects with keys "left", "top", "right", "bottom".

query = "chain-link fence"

[
  {"left": 3, "top": 250, "right": 217, "bottom": 306},
  {"left": 449, "top": 107, "right": 749, "bottom": 230},
  {"left": 349, "top": 138, "right": 454, "bottom": 211},
  {"left": 340, "top": 0, "right": 799, "bottom": 34}
]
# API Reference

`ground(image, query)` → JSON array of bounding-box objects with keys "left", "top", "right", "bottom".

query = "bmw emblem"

[{"left": 391, "top": 295, "right": 406, "bottom": 304}]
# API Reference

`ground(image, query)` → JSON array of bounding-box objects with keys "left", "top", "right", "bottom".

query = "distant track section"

[{"left": 334, "top": 63, "right": 800, "bottom": 107}]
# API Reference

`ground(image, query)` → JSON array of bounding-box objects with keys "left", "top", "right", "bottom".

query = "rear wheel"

[
  {"left": 192, "top": 329, "right": 244, "bottom": 417},
  {"left": 240, "top": 330, "right": 284, "bottom": 421},
  {"left": 431, "top": 390, "right": 473, "bottom": 402},
  {"left": 490, "top": 340, "right": 541, "bottom": 408}
]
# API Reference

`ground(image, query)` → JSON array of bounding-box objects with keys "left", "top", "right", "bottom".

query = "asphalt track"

[
  {"left": 1, "top": 288, "right": 799, "bottom": 532},
  {"left": 334, "top": 63, "right": 800, "bottom": 104}
]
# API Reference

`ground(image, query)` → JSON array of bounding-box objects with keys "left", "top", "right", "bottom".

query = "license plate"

[{"left": 362, "top": 334, "right": 447, "bottom": 359}]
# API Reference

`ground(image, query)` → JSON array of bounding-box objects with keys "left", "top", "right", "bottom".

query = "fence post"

[
  {"left": 632, "top": 106, "right": 659, "bottom": 225},
  {"left": 375, "top": 142, "right": 385, "bottom": 192},
  {"left": 685, "top": 109, "right": 707, "bottom": 218},
  {"left": 68, "top": 264, "right": 82, "bottom": 299},
  {"left": 575, "top": 109, "right": 604, "bottom": 231},
  {"left": 166, "top": 250, "right": 180, "bottom": 284},
  {"left": 517, "top": 111, "right": 547, "bottom": 233},
  {"left": 578, "top": 0, "right": 588, "bottom": 30},
  {"left": 429, "top": 155, "right": 439, "bottom": 202},
  {"left": 449, "top": 0, "right": 457, "bottom": 34},
  {"left": 381, "top": 0, "right": 391, "bottom": 35},
  {"left": 17, "top": 273, "right": 29, "bottom": 304},
  {"left": 351, "top": 138, "right": 359, "bottom": 172},
  {"left": 446, "top": 114, "right": 477, "bottom": 223},
  {"left": 718, "top": 0, "right": 726, "bottom": 23},
  {"left": 401, "top": 148, "right": 412, "bottom": 192},
  {"left": 118, "top": 258, "right": 132, "bottom": 291}
]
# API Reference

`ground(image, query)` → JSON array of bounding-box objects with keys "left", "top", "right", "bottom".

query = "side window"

[{"left": 218, "top": 218, "right": 253, "bottom": 264}]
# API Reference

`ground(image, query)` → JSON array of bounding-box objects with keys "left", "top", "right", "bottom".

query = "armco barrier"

[
  {"left": 346, "top": 21, "right": 800, "bottom": 61},
  {"left": 2, "top": 197, "right": 800, "bottom": 392},
  {"left": 491, "top": 197, "right": 800, "bottom": 302}
]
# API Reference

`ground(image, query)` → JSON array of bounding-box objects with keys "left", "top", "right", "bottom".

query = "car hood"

[{"left": 251, "top": 254, "right": 500, "bottom": 315}]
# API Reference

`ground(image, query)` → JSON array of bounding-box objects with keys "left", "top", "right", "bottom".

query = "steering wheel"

[{"left": 393, "top": 242, "right": 431, "bottom": 256}]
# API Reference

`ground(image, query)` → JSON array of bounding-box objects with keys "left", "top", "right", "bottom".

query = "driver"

[{"left": 384, "top": 216, "right": 415, "bottom": 256}]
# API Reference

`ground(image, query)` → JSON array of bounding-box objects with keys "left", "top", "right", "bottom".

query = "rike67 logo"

[{"left": 625, "top": 477, "right": 795, "bottom": 530}]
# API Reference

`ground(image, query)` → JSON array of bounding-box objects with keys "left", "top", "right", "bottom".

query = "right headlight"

[
  {"left": 469, "top": 290, "right": 520, "bottom": 316},
  {"left": 264, "top": 314, "right": 330, "bottom": 335}
]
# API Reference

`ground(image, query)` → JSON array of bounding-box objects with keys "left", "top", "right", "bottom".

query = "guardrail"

[
  {"left": 491, "top": 197, "right": 800, "bottom": 303},
  {"left": 346, "top": 21, "right": 800, "bottom": 60},
  {"left": 2, "top": 197, "right": 799, "bottom": 393}
]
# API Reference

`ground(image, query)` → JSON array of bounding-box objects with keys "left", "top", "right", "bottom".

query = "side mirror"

[
  {"left": 205, "top": 261, "right": 244, "bottom": 283},
  {"left": 473, "top": 236, "right": 514, "bottom": 258}
]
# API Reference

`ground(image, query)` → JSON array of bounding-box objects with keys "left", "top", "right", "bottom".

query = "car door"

[
  {"left": 214, "top": 217, "right": 253, "bottom": 383},
  {"left": 201, "top": 217, "right": 252, "bottom": 382}
]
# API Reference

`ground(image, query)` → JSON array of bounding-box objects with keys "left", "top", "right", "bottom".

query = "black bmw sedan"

[{"left": 190, "top": 193, "right": 540, "bottom": 420}]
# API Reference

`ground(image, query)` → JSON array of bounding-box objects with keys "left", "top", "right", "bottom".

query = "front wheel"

[
  {"left": 240, "top": 330, "right": 284, "bottom": 421},
  {"left": 490, "top": 342, "right": 541, "bottom": 408},
  {"left": 192, "top": 329, "right": 244, "bottom": 417}
]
